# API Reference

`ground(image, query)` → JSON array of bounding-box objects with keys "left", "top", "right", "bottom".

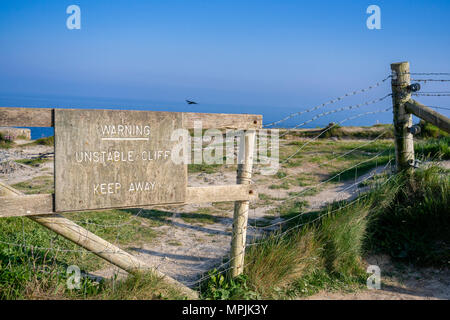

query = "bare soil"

[{"left": 1, "top": 141, "right": 448, "bottom": 299}]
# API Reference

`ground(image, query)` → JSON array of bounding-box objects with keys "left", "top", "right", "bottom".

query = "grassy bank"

[
  {"left": 201, "top": 166, "right": 449, "bottom": 299},
  {"left": 0, "top": 132, "right": 14, "bottom": 149},
  {"left": 0, "top": 208, "right": 189, "bottom": 300}
]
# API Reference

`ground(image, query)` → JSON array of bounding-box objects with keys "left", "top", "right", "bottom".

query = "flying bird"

[{"left": 186, "top": 100, "right": 198, "bottom": 105}]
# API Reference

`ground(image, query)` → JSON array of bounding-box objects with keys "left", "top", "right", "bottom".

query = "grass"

[
  {"left": 179, "top": 209, "right": 221, "bottom": 225},
  {"left": 0, "top": 132, "right": 14, "bottom": 149},
  {"left": 15, "top": 158, "right": 50, "bottom": 167},
  {"left": 415, "top": 136, "right": 450, "bottom": 160},
  {"left": 91, "top": 272, "right": 190, "bottom": 300},
  {"left": 364, "top": 166, "right": 450, "bottom": 266},
  {"left": 417, "top": 120, "right": 449, "bottom": 139},
  {"left": 281, "top": 124, "right": 394, "bottom": 140},
  {"left": 1, "top": 127, "right": 447, "bottom": 300},
  {"left": 201, "top": 165, "right": 449, "bottom": 299},
  {"left": 329, "top": 154, "right": 392, "bottom": 181},
  {"left": 33, "top": 136, "right": 54, "bottom": 146},
  {"left": 268, "top": 181, "right": 291, "bottom": 190},
  {"left": 188, "top": 163, "right": 222, "bottom": 174},
  {"left": 0, "top": 207, "right": 188, "bottom": 299},
  {"left": 12, "top": 176, "right": 54, "bottom": 194}
]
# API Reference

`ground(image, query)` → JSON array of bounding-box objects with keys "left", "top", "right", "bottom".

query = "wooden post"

[
  {"left": 231, "top": 130, "right": 256, "bottom": 277},
  {"left": 405, "top": 99, "right": 450, "bottom": 134},
  {"left": 391, "top": 62, "right": 415, "bottom": 172},
  {"left": 0, "top": 182, "right": 198, "bottom": 299}
]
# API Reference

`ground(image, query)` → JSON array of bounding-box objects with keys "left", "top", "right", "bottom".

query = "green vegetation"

[
  {"left": 179, "top": 209, "right": 221, "bottom": 225},
  {"left": 417, "top": 120, "right": 449, "bottom": 139},
  {"left": 268, "top": 181, "right": 290, "bottom": 190},
  {"left": 34, "top": 136, "right": 54, "bottom": 146},
  {"left": 188, "top": 163, "right": 222, "bottom": 174},
  {"left": 0, "top": 207, "right": 187, "bottom": 299},
  {"left": 1, "top": 124, "right": 448, "bottom": 300},
  {"left": 329, "top": 154, "right": 392, "bottom": 181},
  {"left": 12, "top": 176, "right": 54, "bottom": 194},
  {"left": 0, "top": 132, "right": 14, "bottom": 149},
  {"left": 91, "top": 272, "right": 189, "bottom": 300},
  {"left": 20, "top": 136, "right": 54, "bottom": 147},
  {"left": 365, "top": 166, "right": 450, "bottom": 266},
  {"left": 281, "top": 124, "right": 394, "bottom": 140},
  {"left": 415, "top": 136, "right": 450, "bottom": 160},
  {"left": 202, "top": 166, "right": 449, "bottom": 299},
  {"left": 15, "top": 158, "right": 50, "bottom": 167}
]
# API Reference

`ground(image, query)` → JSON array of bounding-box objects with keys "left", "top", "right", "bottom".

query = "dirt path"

[
  {"left": 306, "top": 255, "right": 450, "bottom": 300},
  {"left": 1, "top": 143, "right": 448, "bottom": 299}
]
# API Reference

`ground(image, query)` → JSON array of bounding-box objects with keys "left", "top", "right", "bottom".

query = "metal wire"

[
  {"left": 412, "top": 79, "right": 450, "bottom": 82},
  {"left": 276, "top": 94, "right": 392, "bottom": 139},
  {"left": 263, "top": 76, "right": 392, "bottom": 128}
]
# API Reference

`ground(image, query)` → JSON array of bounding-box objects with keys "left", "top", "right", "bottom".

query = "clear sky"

[{"left": 1, "top": 0, "right": 449, "bottom": 127}]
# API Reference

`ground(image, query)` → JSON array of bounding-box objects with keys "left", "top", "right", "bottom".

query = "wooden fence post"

[
  {"left": 391, "top": 61, "right": 415, "bottom": 172},
  {"left": 0, "top": 182, "right": 198, "bottom": 299},
  {"left": 231, "top": 130, "right": 256, "bottom": 277}
]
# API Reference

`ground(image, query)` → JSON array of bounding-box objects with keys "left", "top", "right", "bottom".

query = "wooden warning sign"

[{"left": 54, "top": 109, "right": 187, "bottom": 211}]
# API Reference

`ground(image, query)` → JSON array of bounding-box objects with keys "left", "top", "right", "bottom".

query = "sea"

[{"left": 0, "top": 92, "right": 403, "bottom": 139}]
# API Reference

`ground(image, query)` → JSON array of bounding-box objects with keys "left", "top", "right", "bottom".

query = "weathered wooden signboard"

[
  {"left": 0, "top": 106, "right": 261, "bottom": 288},
  {"left": 54, "top": 109, "right": 186, "bottom": 211}
]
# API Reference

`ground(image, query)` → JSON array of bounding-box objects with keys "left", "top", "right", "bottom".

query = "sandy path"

[
  {"left": 306, "top": 255, "right": 450, "bottom": 300},
  {"left": 1, "top": 143, "right": 448, "bottom": 299}
]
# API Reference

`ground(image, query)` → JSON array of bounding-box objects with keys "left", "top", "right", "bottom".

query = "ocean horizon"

[{"left": 1, "top": 92, "right": 397, "bottom": 140}]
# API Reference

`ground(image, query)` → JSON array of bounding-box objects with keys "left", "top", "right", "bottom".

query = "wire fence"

[{"left": 0, "top": 70, "right": 448, "bottom": 295}]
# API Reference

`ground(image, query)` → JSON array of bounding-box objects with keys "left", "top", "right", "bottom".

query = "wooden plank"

[
  {"left": 54, "top": 109, "right": 187, "bottom": 211},
  {"left": 0, "top": 107, "right": 53, "bottom": 127},
  {"left": 0, "top": 182, "right": 198, "bottom": 298},
  {"left": 185, "top": 185, "right": 256, "bottom": 204},
  {"left": 0, "top": 185, "right": 256, "bottom": 217},
  {"left": 0, "top": 194, "right": 53, "bottom": 217},
  {"left": 405, "top": 99, "right": 450, "bottom": 134},
  {"left": 183, "top": 112, "right": 262, "bottom": 129},
  {"left": 0, "top": 107, "right": 262, "bottom": 129},
  {"left": 28, "top": 213, "right": 198, "bottom": 298}
]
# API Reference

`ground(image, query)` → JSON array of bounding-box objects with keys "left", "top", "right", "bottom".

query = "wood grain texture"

[
  {"left": 391, "top": 62, "right": 415, "bottom": 171},
  {"left": 0, "top": 194, "right": 53, "bottom": 217},
  {"left": 28, "top": 213, "right": 198, "bottom": 298},
  {"left": 183, "top": 112, "right": 262, "bottom": 129},
  {"left": 0, "top": 107, "right": 53, "bottom": 127},
  {"left": 0, "top": 185, "right": 256, "bottom": 217},
  {"left": 54, "top": 109, "right": 186, "bottom": 211},
  {"left": 185, "top": 185, "right": 256, "bottom": 204},
  {"left": 231, "top": 130, "right": 256, "bottom": 277},
  {"left": 405, "top": 99, "right": 450, "bottom": 133},
  {"left": 0, "top": 107, "right": 262, "bottom": 129},
  {"left": 0, "top": 182, "right": 198, "bottom": 299}
]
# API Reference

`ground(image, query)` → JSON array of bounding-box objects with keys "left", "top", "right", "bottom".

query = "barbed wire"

[
  {"left": 318, "top": 130, "right": 391, "bottom": 168},
  {"left": 398, "top": 72, "right": 450, "bottom": 76},
  {"left": 247, "top": 167, "right": 397, "bottom": 248},
  {"left": 279, "top": 148, "right": 391, "bottom": 204},
  {"left": 413, "top": 93, "right": 450, "bottom": 97},
  {"left": 263, "top": 76, "right": 392, "bottom": 128},
  {"left": 276, "top": 94, "right": 392, "bottom": 139},
  {"left": 411, "top": 79, "right": 450, "bottom": 82},
  {"left": 428, "top": 106, "right": 450, "bottom": 111},
  {"left": 249, "top": 158, "right": 393, "bottom": 232},
  {"left": 3, "top": 71, "right": 442, "bottom": 292},
  {"left": 280, "top": 107, "right": 392, "bottom": 163}
]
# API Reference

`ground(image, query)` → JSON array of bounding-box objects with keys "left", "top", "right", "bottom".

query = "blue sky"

[{"left": 0, "top": 0, "right": 449, "bottom": 127}]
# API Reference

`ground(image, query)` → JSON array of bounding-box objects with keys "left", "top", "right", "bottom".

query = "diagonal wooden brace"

[{"left": 0, "top": 181, "right": 198, "bottom": 299}]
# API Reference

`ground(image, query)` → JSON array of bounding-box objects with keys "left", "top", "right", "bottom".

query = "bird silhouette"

[{"left": 186, "top": 100, "right": 198, "bottom": 105}]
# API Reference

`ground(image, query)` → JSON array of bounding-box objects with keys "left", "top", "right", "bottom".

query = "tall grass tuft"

[
  {"left": 365, "top": 166, "right": 450, "bottom": 266},
  {"left": 204, "top": 165, "right": 449, "bottom": 299}
]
